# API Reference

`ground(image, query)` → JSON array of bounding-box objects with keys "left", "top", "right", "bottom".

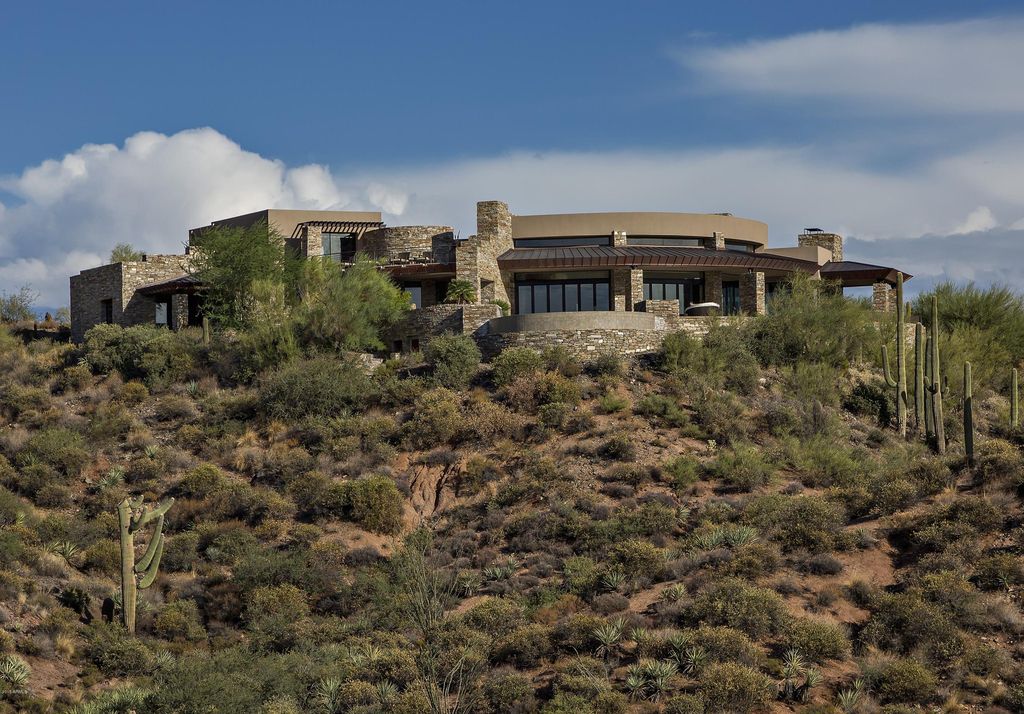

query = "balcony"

[{"left": 331, "top": 246, "right": 456, "bottom": 267}]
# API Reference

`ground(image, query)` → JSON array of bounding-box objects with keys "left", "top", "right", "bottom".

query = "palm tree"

[{"left": 445, "top": 279, "right": 477, "bottom": 304}]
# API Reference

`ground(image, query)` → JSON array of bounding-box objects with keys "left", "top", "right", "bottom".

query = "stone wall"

[
  {"left": 477, "top": 328, "right": 665, "bottom": 361},
  {"left": 873, "top": 281, "right": 895, "bottom": 312},
  {"left": 456, "top": 201, "right": 514, "bottom": 308},
  {"left": 798, "top": 231, "right": 843, "bottom": 261},
  {"left": 362, "top": 226, "right": 455, "bottom": 261},
  {"left": 387, "top": 303, "right": 502, "bottom": 352},
  {"left": 120, "top": 255, "right": 192, "bottom": 328},
  {"left": 740, "top": 271, "right": 766, "bottom": 315},
  {"left": 70, "top": 264, "right": 123, "bottom": 342}
]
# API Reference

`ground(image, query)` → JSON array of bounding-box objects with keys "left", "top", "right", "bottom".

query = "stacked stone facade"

[
  {"left": 873, "top": 281, "right": 896, "bottom": 312},
  {"left": 456, "top": 201, "right": 514, "bottom": 307},
  {"left": 740, "top": 271, "right": 766, "bottom": 315},
  {"left": 362, "top": 226, "right": 455, "bottom": 261},
  {"left": 798, "top": 231, "right": 843, "bottom": 261}
]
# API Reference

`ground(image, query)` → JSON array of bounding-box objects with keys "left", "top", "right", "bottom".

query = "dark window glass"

[
  {"left": 549, "top": 284, "right": 563, "bottom": 312},
  {"left": 580, "top": 283, "right": 595, "bottom": 311},
  {"left": 533, "top": 285, "right": 548, "bottom": 313},
  {"left": 722, "top": 280, "right": 741, "bottom": 315},
  {"left": 725, "top": 241, "right": 755, "bottom": 253},
  {"left": 625, "top": 236, "right": 703, "bottom": 247},
  {"left": 402, "top": 283, "right": 422, "bottom": 308},
  {"left": 518, "top": 284, "right": 533, "bottom": 314},
  {"left": 322, "top": 232, "right": 356, "bottom": 261},
  {"left": 595, "top": 282, "right": 609, "bottom": 310},
  {"left": 101, "top": 299, "right": 113, "bottom": 324},
  {"left": 643, "top": 273, "right": 706, "bottom": 314},
  {"left": 642, "top": 284, "right": 652, "bottom": 301},
  {"left": 565, "top": 285, "right": 579, "bottom": 312}
]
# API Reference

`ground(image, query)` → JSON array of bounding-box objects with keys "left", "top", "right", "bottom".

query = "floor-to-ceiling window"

[
  {"left": 322, "top": 232, "right": 357, "bottom": 261},
  {"left": 722, "top": 280, "right": 741, "bottom": 315},
  {"left": 515, "top": 272, "right": 610, "bottom": 314},
  {"left": 643, "top": 272, "right": 705, "bottom": 314}
]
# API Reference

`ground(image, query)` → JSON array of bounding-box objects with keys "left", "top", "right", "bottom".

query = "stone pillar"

[
  {"left": 740, "top": 272, "right": 766, "bottom": 315},
  {"left": 458, "top": 200, "right": 514, "bottom": 306},
  {"left": 873, "top": 281, "right": 895, "bottom": 312},
  {"left": 705, "top": 271, "right": 724, "bottom": 308},
  {"left": 706, "top": 232, "right": 725, "bottom": 251},
  {"left": 304, "top": 225, "right": 323, "bottom": 257},
  {"left": 612, "top": 230, "right": 628, "bottom": 247},
  {"left": 612, "top": 268, "right": 631, "bottom": 311},
  {"left": 171, "top": 294, "right": 189, "bottom": 330},
  {"left": 629, "top": 268, "right": 644, "bottom": 311}
]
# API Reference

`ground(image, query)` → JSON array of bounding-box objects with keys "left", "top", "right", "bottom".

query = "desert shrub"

[
  {"left": 786, "top": 362, "right": 842, "bottom": 407},
  {"left": 688, "top": 578, "right": 788, "bottom": 639},
  {"left": 591, "top": 593, "right": 629, "bottom": 614},
  {"left": 661, "top": 455, "right": 700, "bottom": 494},
  {"left": 83, "top": 323, "right": 196, "bottom": 389},
  {"left": 599, "top": 434, "right": 636, "bottom": 461},
  {"left": 974, "top": 438, "right": 1024, "bottom": 486},
  {"left": 691, "top": 625, "right": 762, "bottom": 665},
  {"left": 635, "top": 394, "right": 693, "bottom": 429},
  {"left": 664, "top": 694, "right": 705, "bottom": 714},
  {"left": 910, "top": 496, "right": 1003, "bottom": 553},
  {"left": 82, "top": 539, "right": 121, "bottom": 577},
  {"left": 491, "top": 347, "right": 543, "bottom": 387},
  {"left": 162, "top": 531, "right": 200, "bottom": 572},
  {"left": 693, "top": 391, "right": 747, "bottom": 444},
  {"left": 153, "top": 394, "right": 198, "bottom": 421},
  {"left": 868, "top": 657, "right": 937, "bottom": 704},
  {"left": 244, "top": 584, "right": 310, "bottom": 651},
  {"left": 463, "top": 597, "right": 526, "bottom": 637},
  {"left": 54, "top": 363, "right": 92, "bottom": 394},
  {"left": 743, "top": 494, "right": 845, "bottom": 553},
  {"left": 860, "top": 592, "right": 962, "bottom": 662},
  {"left": 343, "top": 475, "right": 404, "bottom": 534},
  {"left": 492, "top": 623, "right": 552, "bottom": 667},
  {"left": 482, "top": 670, "right": 536, "bottom": 713},
  {"left": 179, "top": 464, "right": 225, "bottom": 499},
  {"left": 424, "top": 333, "right": 481, "bottom": 389},
  {"left": 843, "top": 380, "right": 895, "bottom": 426},
  {"left": 542, "top": 346, "right": 582, "bottom": 378},
  {"left": 589, "top": 352, "right": 623, "bottom": 378},
  {"left": 973, "top": 552, "right": 1024, "bottom": 589},
  {"left": 153, "top": 599, "right": 206, "bottom": 642},
  {"left": 260, "top": 356, "right": 376, "bottom": 419},
  {"left": 85, "top": 623, "right": 154, "bottom": 676},
  {"left": 403, "top": 387, "right": 462, "bottom": 448},
  {"left": 703, "top": 443, "right": 775, "bottom": 491},
  {"left": 783, "top": 619, "right": 850, "bottom": 662},
  {"left": 597, "top": 391, "right": 629, "bottom": 414},
  {"left": 698, "top": 662, "right": 774, "bottom": 713},
  {"left": 703, "top": 322, "right": 760, "bottom": 395},
  {"left": 89, "top": 402, "right": 135, "bottom": 441},
  {"left": 19, "top": 427, "right": 89, "bottom": 475}
]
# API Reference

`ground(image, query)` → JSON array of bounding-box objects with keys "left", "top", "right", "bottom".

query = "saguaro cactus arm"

[{"left": 964, "top": 362, "right": 975, "bottom": 467}]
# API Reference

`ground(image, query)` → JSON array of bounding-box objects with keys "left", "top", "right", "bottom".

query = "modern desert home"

[{"left": 69, "top": 201, "right": 910, "bottom": 357}]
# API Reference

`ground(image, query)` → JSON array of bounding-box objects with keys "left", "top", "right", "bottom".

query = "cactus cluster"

[
  {"left": 117, "top": 495, "right": 174, "bottom": 634},
  {"left": 202, "top": 316, "right": 211, "bottom": 346},
  {"left": 881, "top": 273, "right": 909, "bottom": 437},
  {"left": 926, "top": 296, "right": 946, "bottom": 454},
  {"left": 964, "top": 362, "right": 974, "bottom": 467},
  {"left": 1012, "top": 367, "right": 1020, "bottom": 429}
]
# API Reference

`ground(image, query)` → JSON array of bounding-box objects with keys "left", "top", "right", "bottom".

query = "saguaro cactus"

[
  {"left": 1012, "top": 368, "right": 1019, "bottom": 429},
  {"left": 964, "top": 362, "right": 974, "bottom": 467},
  {"left": 202, "top": 316, "right": 211, "bottom": 346},
  {"left": 914, "top": 324, "right": 926, "bottom": 432},
  {"left": 881, "top": 273, "right": 908, "bottom": 437},
  {"left": 928, "top": 296, "right": 946, "bottom": 454},
  {"left": 116, "top": 496, "right": 174, "bottom": 634}
]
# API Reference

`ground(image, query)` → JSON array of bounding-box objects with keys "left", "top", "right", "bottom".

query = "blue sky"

[{"left": 2, "top": 1, "right": 1024, "bottom": 305}]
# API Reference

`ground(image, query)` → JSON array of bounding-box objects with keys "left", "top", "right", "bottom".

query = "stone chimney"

[{"left": 797, "top": 229, "right": 843, "bottom": 262}]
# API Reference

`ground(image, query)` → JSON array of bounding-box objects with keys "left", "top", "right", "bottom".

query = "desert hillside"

[{"left": 0, "top": 282, "right": 1023, "bottom": 714}]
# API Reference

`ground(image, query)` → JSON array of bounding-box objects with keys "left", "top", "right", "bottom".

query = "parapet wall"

[{"left": 361, "top": 226, "right": 455, "bottom": 260}]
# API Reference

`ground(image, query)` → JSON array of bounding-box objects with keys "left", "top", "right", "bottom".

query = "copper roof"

[
  {"left": 820, "top": 261, "right": 911, "bottom": 287},
  {"left": 496, "top": 246, "right": 820, "bottom": 273},
  {"left": 136, "top": 274, "right": 204, "bottom": 296}
]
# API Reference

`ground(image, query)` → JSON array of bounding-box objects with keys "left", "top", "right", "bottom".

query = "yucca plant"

[
  {"left": 98, "top": 466, "right": 125, "bottom": 491},
  {"left": 724, "top": 525, "right": 758, "bottom": 547},
  {"left": 779, "top": 649, "right": 807, "bottom": 701},
  {"left": 624, "top": 664, "right": 649, "bottom": 701},
  {"left": 601, "top": 570, "right": 627, "bottom": 593},
  {"left": 836, "top": 678, "right": 865, "bottom": 713},
  {"left": 185, "top": 380, "right": 200, "bottom": 398},
  {"left": 376, "top": 680, "right": 399, "bottom": 705},
  {"left": 0, "top": 654, "right": 31, "bottom": 691},
  {"left": 313, "top": 676, "right": 345, "bottom": 714},
  {"left": 660, "top": 583, "right": 687, "bottom": 603},
  {"left": 594, "top": 619, "right": 625, "bottom": 661},
  {"left": 143, "top": 444, "right": 160, "bottom": 460},
  {"left": 642, "top": 660, "right": 678, "bottom": 701},
  {"left": 49, "top": 540, "right": 80, "bottom": 564},
  {"left": 679, "top": 646, "right": 708, "bottom": 674}
]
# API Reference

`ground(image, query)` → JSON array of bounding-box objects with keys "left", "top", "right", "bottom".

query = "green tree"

[
  {"left": 110, "top": 243, "right": 144, "bottom": 263},
  {"left": 297, "top": 255, "right": 410, "bottom": 351},
  {"left": 187, "top": 220, "right": 297, "bottom": 328},
  {"left": 0, "top": 285, "right": 37, "bottom": 323},
  {"left": 444, "top": 279, "right": 477, "bottom": 304}
]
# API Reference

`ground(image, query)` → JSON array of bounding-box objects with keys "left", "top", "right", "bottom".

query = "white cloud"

[
  {"left": 677, "top": 17, "right": 1024, "bottom": 114},
  {"left": 4, "top": 126, "right": 1024, "bottom": 306}
]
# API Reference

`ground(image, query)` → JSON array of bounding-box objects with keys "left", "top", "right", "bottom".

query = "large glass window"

[
  {"left": 643, "top": 273, "right": 705, "bottom": 314},
  {"left": 722, "top": 280, "right": 741, "bottom": 315},
  {"left": 401, "top": 282, "right": 423, "bottom": 308},
  {"left": 154, "top": 298, "right": 171, "bottom": 326},
  {"left": 322, "top": 232, "right": 357, "bottom": 261},
  {"left": 724, "top": 240, "right": 756, "bottom": 253},
  {"left": 514, "top": 272, "right": 611, "bottom": 314},
  {"left": 625, "top": 236, "right": 703, "bottom": 247}
]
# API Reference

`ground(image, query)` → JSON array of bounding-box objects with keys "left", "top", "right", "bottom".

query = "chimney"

[{"left": 797, "top": 228, "right": 843, "bottom": 262}]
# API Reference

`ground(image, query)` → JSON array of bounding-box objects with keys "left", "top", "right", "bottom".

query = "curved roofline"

[{"left": 510, "top": 211, "right": 768, "bottom": 248}]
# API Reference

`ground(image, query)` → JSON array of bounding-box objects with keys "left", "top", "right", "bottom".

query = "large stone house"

[{"left": 69, "top": 202, "right": 909, "bottom": 357}]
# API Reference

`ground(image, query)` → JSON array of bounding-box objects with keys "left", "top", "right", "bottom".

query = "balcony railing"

[{"left": 331, "top": 246, "right": 456, "bottom": 266}]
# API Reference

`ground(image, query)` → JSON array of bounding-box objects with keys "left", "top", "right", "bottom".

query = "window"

[
  {"left": 625, "top": 236, "right": 703, "bottom": 247},
  {"left": 401, "top": 282, "right": 423, "bottom": 308},
  {"left": 722, "top": 280, "right": 741, "bottom": 315},
  {"left": 514, "top": 272, "right": 611, "bottom": 314},
  {"left": 725, "top": 241, "right": 756, "bottom": 253},
  {"left": 513, "top": 236, "right": 612, "bottom": 248},
  {"left": 643, "top": 273, "right": 705, "bottom": 314},
  {"left": 322, "top": 232, "right": 357, "bottom": 261},
  {"left": 155, "top": 298, "right": 171, "bottom": 326},
  {"left": 100, "top": 299, "right": 113, "bottom": 324}
]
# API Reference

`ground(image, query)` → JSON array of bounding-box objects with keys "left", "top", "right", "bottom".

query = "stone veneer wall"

[
  {"left": 872, "top": 281, "right": 896, "bottom": 312},
  {"left": 362, "top": 226, "right": 455, "bottom": 259},
  {"left": 387, "top": 303, "right": 502, "bottom": 351},
  {"left": 70, "top": 255, "right": 191, "bottom": 342},
  {"left": 798, "top": 232, "right": 843, "bottom": 261},
  {"left": 740, "top": 272, "right": 766, "bottom": 315},
  {"left": 476, "top": 328, "right": 665, "bottom": 361}
]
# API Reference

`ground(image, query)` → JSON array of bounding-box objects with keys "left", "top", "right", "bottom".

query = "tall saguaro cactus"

[
  {"left": 928, "top": 296, "right": 946, "bottom": 454},
  {"left": 881, "top": 273, "right": 908, "bottom": 437},
  {"left": 914, "top": 324, "right": 926, "bottom": 432},
  {"left": 1012, "top": 368, "right": 1020, "bottom": 429},
  {"left": 202, "top": 316, "right": 211, "bottom": 346},
  {"left": 116, "top": 496, "right": 174, "bottom": 634},
  {"left": 964, "top": 362, "right": 974, "bottom": 467}
]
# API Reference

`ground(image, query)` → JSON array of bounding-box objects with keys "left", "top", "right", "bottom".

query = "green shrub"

[
  {"left": 609, "top": 538, "right": 667, "bottom": 575},
  {"left": 343, "top": 475, "right": 404, "bottom": 534},
  {"left": 19, "top": 427, "right": 89, "bottom": 475},
  {"left": 424, "top": 333, "right": 481, "bottom": 389},
  {"left": 599, "top": 434, "right": 636, "bottom": 461},
  {"left": 403, "top": 387, "right": 462, "bottom": 448},
  {"left": 743, "top": 494, "right": 845, "bottom": 553},
  {"left": 260, "top": 356, "right": 377, "bottom": 419},
  {"left": 860, "top": 592, "right": 962, "bottom": 662},
  {"left": 662, "top": 455, "right": 700, "bottom": 493},
  {"left": 542, "top": 346, "right": 582, "bottom": 378},
  {"left": 635, "top": 394, "right": 693, "bottom": 429},
  {"left": 704, "top": 443, "right": 775, "bottom": 491},
  {"left": 492, "top": 623, "right": 552, "bottom": 667},
  {"left": 463, "top": 597, "right": 526, "bottom": 637},
  {"left": 597, "top": 391, "right": 629, "bottom": 414},
  {"left": 482, "top": 670, "right": 536, "bottom": 713},
  {"left": 689, "top": 578, "right": 788, "bottom": 639},
  {"left": 491, "top": 347, "right": 543, "bottom": 387},
  {"left": 664, "top": 694, "right": 705, "bottom": 714},
  {"left": 244, "top": 584, "right": 310, "bottom": 651},
  {"left": 84, "top": 323, "right": 196, "bottom": 389},
  {"left": 870, "top": 658, "right": 937, "bottom": 704},
  {"left": 691, "top": 625, "right": 762, "bottom": 665},
  {"left": 698, "top": 662, "right": 774, "bottom": 713},
  {"left": 85, "top": 623, "right": 154, "bottom": 676},
  {"left": 153, "top": 599, "right": 206, "bottom": 642},
  {"left": 589, "top": 353, "right": 623, "bottom": 378},
  {"left": 179, "top": 464, "right": 225, "bottom": 499},
  {"left": 783, "top": 619, "right": 850, "bottom": 662}
]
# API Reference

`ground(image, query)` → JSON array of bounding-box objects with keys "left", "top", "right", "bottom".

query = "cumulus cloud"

[
  {"left": 4, "top": 126, "right": 1024, "bottom": 306},
  {"left": 676, "top": 17, "right": 1024, "bottom": 114},
  {"left": 0, "top": 128, "right": 403, "bottom": 306}
]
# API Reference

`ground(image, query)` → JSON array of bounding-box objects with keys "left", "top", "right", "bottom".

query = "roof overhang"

[
  {"left": 136, "top": 274, "right": 205, "bottom": 296},
  {"left": 820, "top": 261, "right": 912, "bottom": 287},
  {"left": 496, "top": 246, "right": 820, "bottom": 274},
  {"left": 292, "top": 220, "right": 384, "bottom": 238}
]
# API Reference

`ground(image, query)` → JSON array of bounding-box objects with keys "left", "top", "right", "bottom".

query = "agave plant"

[
  {"left": 185, "top": 380, "right": 200, "bottom": 398},
  {"left": 593, "top": 619, "right": 625, "bottom": 660},
  {"left": 692, "top": 527, "right": 726, "bottom": 551},
  {"left": 624, "top": 664, "right": 649, "bottom": 700},
  {"left": 724, "top": 525, "right": 759, "bottom": 547},
  {"left": 314, "top": 677, "right": 345, "bottom": 714},
  {"left": 679, "top": 646, "right": 708, "bottom": 674},
  {"left": 98, "top": 466, "right": 125, "bottom": 491},
  {"left": 601, "top": 570, "right": 627, "bottom": 593},
  {"left": 376, "top": 680, "right": 399, "bottom": 705},
  {"left": 0, "top": 654, "right": 31, "bottom": 691},
  {"left": 660, "top": 583, "right": 687, "bottom": 603},
  {"left": 836, "top": 678, "right": 865, "bottom": 713},
  {"left": 642, "top": 660, "right": 678, "bottom": 701},
  {"left": 144, "top": 444, "right": 160, "bottom": 460},
  {"left": 456, "top": 571, "right": 482, "bottom": 596}
]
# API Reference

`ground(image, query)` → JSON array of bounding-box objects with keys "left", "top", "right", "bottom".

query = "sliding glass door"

[
  {"left": 515, "top": 272, "right": 611, "bottom": 314},
  {"left": 643, "top": 272, "right": 705, "bottom": 314}
]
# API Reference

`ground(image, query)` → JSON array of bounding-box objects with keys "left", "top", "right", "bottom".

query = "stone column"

[
  {"left": 706, "top": 232, "right": 725, "bottom": 251},
  {"left": 304, "top": 225, "right": 324, "bottom": 257},
  {"left": 172, "top": 294, "right": 189, "bottom": 330},
  {"left": 612, "top": 268, "right": 631, "bottom": 311},
  {"left": 740, "top": 272, "right": 766, "bottom": 315},
  {"left": 629, "top": 268, "right": 644, "bottom": 311},
  {"left": 612, "top": 230, "right": 628, "bottom": 247},
  {"left": 705, "top": 271, "right": 724, "bottom": 308},
  {"left": 873, "top": 281, "right": 895, "bottom": 312}
]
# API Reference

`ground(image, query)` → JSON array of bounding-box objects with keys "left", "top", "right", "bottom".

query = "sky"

[{"left": 2, "top": 1, "right": 1024, "bottom": 307}]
